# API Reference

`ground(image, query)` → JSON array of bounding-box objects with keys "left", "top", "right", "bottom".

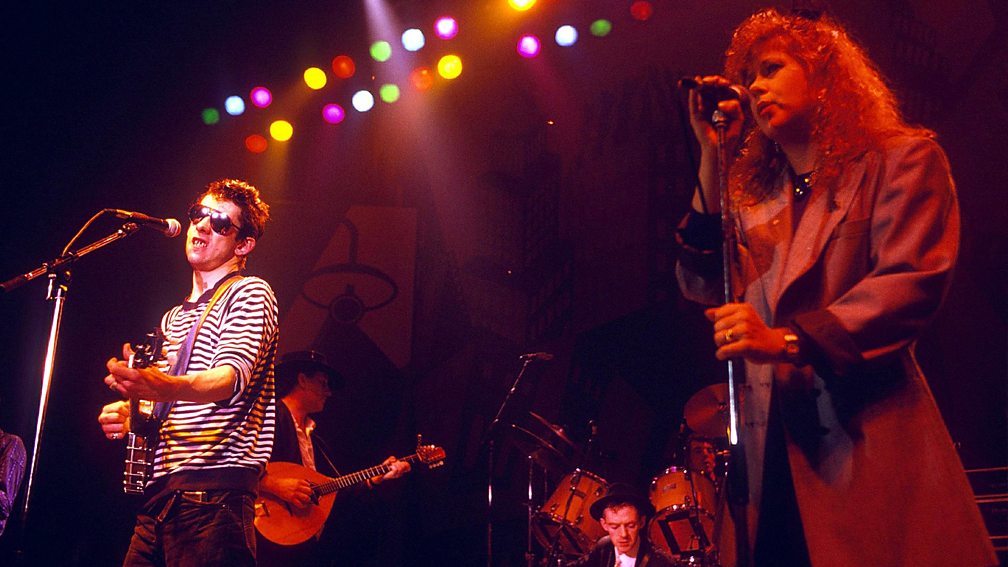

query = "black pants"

[{"left": 123, "top": 489, "right": 257, "bottom": 567}]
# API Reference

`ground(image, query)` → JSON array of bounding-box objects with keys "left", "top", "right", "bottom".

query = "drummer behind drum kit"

[{"left": 514, "top": 384, "right": 733, "bottom": 566}]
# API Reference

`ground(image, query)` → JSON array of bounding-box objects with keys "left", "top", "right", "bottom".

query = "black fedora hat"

[
  {"left": 275, "top": 350, "right": 343, "bottom": 390},
  {"left": 589, "top": 482, "right": 655, "bottom": 520}
]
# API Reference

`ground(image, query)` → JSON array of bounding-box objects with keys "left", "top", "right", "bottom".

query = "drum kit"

[{"left": 512, "top": 384, "right": 732, "bottom": 566}]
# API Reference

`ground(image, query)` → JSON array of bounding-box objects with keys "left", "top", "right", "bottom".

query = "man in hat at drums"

[
  {"left": 257, "top": 350, "right": 410, "bottom": 564},
  {"left": 569, "top": 483, "right": 676, "bottom": 567}
]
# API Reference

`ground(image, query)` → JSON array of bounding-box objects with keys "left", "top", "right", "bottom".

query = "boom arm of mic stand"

[
  {"left": 1, "top": 223, "right": 141, "bottom": 293},
  {"left": 483, "top": 357, "right": 534, "bottom": 448},
  {"left": 484, "top": 357, "right": 535, "bottom": 567},
  {"left": 14, "top": 222, "right": 141, "bottom": 539}
]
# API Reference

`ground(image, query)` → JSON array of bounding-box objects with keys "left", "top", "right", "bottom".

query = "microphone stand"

[
  {"left": 712, "top": 108, "right": 750, "bottom": 566},
  {"left": 543, "top": 420, "right": 597, "bottom": 566},
  {"left": 684, "top": 465, "right": 710, "bottom": 561},
  {"left": 482, "top": 355, "right": 536, "bottom": 567},
  {"left": 1, "top": 222, "right": 141, "bottom": 553},
  {"left": 526, "top": 455, "right": 535, "bottom": 567}
]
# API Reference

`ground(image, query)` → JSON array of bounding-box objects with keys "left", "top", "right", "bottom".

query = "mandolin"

[{"left": 255, "top": 440, "right": 445, "bottom": 545}]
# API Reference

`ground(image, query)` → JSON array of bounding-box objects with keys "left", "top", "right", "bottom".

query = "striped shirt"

[{"left": 150, "top": 275, "right": 278, "bottom": 481}]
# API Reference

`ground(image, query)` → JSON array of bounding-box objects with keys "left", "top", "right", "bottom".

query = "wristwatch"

[{"left": 783, "top": 329, "right": 801, "bottom": 364}]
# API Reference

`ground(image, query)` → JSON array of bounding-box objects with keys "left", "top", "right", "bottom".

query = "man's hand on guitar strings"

[{"left": 369, "top": 456, "right": 412, "bottom": 487}]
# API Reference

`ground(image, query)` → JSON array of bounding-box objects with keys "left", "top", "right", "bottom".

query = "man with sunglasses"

[{"left": 98, "top": 178, "right": 277, "bottom": 566}]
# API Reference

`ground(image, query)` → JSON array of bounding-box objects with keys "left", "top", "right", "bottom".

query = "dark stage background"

[{"left": 0, "top": 1, "right": 1004, "bottom": 565}]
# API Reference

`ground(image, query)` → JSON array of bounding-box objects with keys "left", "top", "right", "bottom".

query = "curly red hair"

[{"left": 723, "top": 8, "right": 932, "bottom": 202}]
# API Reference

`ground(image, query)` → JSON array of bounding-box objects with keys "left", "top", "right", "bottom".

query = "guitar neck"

[{"left": 314, "top": 453, "right": 422, "bottom": 496}]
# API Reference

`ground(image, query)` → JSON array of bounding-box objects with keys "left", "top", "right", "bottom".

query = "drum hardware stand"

[
  {"left": 705, "top": 468, "right": 732, "bottom": 567},
  {"left": 543, "top": 420, "right": 598, "bottom": 566},
  {"left": 686, "top": 469, "right": 712, "bottom": 561},
  {"left": 712, "top": 107, "right": 750, "bottom": 566},
  {"left": 0, "top": 216, "right": 143, "bottom": 560},
  {"left": 655, "top": 515, "right": 684, "bottom": 556},
  {"left": 525, "top": 455, "right": 538, "bottom": 567},
  {"left": 651, "top": 470, "right": 715, "bottom": 566},
  {"left": 679, "top": 421, "right": 713, "bottom": 561},
  {"left": 482, "top": 353, "right": 548, "bottom": 567}
]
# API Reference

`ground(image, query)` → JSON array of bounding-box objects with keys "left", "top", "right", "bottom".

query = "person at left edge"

[
  {"left": 97, "top": 178, "right": 277, "bottom": 566},
  {"left": 0, "top": 417, "right": 26, "bottom": 538}
]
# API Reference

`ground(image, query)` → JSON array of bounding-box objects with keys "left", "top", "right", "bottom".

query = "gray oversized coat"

[{"left": 676, "top": 135, "right": 997, "bottom": 567}]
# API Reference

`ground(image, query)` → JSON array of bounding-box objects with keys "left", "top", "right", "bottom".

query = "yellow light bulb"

[{"left": 269, "top": 120, "right": 293, "bottom": 142}]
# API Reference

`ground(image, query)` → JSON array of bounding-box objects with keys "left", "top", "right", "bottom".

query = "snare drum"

[
  {"left": 532, "top": 469, "right": 608, "bottom": 556},
  {"left": 648, "top": 467, "right": 716, "bottom": 558}
]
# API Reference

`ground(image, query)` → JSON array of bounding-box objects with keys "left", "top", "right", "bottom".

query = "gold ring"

[{"left": 724, "top": 329, "right": 735, "bottom": 342}]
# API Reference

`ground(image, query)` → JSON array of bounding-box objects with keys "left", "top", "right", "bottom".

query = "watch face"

[{"left": 784, "top": 332, "right": 800, "bottom": 358}]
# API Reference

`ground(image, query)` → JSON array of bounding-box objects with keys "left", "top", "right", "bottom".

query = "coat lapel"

[{"left": 765, "top": 158, "right": 871, "bottom": 318}]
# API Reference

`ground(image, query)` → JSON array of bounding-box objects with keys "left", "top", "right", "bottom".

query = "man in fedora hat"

[
  {"left": 257, "top": 349, "right": 409, "bottom": 565},
  {"left": 569, "top": 483, "right": 675, "bottom": 567}
]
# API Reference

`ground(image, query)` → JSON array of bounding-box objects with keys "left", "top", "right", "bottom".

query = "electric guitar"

[
  {"left": 122, "top": 328, "right": 166, "bottom": 495},
  {"left": 254, "top": 439, "right": 446, "bottom": 545}
]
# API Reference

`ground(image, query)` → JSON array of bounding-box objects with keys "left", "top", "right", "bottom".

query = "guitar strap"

[
  {"left": 151, "top": 273, "right": 244, "bottom": 422},
  {"left": 311, "top": 433, "right": 342, "bottom": 476}
]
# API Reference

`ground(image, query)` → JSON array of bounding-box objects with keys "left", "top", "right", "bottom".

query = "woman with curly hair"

[{"left": 676, "top": 8, "right": 996, "bottom": 567}]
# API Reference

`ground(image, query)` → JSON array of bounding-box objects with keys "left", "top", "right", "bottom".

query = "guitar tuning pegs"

[{"left": 416, "top": 433, "right": 423, "bottom": 447}]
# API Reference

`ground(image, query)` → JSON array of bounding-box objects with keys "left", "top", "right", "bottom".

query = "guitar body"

[{"left": 254, "top": 461, "right": 337, "bottom": 545}]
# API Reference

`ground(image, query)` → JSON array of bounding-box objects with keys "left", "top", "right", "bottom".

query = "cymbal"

[
  {"left": 684, "top": 383, "right": 731, "bottom": 439},
  {"left": 507, "top": 410, "right": 576, "bottom": 475}
]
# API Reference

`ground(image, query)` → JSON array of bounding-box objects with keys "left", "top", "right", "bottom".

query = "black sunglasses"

[{"left": 187, "top": 204, "right": 241, "bottom": 236}]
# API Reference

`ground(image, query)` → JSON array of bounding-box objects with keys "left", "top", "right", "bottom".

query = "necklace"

[{"left": 788, "top": 167, "right": 813, "bottom": 200}]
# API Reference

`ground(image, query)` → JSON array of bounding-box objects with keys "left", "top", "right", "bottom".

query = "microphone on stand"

[
  {"left": 677, "top": 77, "right": 750, "bottom": 103},
  {"left": 519, "top": 352, "right": 554, "bottom": 361},
  {"left": 107, "top": 209, "right": 182, "bottom": 237}
]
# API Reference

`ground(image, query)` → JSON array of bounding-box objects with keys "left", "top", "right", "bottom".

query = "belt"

[{"left": 154, "top": 490, "right": 212, "bottom": 523}]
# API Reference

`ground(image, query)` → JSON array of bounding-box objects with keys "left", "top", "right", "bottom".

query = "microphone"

[
  {"left": 678, "top": 77, "right": 750, "bottom": 104},
  {"left": 519, "top": 352, "right": 554, "bottom": 361},
  {"left": 108, "top": 209, "right": 182, "bottom": 238}
]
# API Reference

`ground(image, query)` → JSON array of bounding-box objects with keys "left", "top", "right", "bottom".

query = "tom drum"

[
  {"left": 648, "top": 467, "right": 717, "bottom": 559},
  {"left": 532, "top": 469, "right": 608, "bottom": 557}
]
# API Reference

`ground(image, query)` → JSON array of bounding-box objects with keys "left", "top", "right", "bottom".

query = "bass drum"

[
  {"left": 532, "top": 469, "right": 608, "bottom": 557},
  {"left": 648, "top": 467, "right": 717, "bottom": 560}
]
